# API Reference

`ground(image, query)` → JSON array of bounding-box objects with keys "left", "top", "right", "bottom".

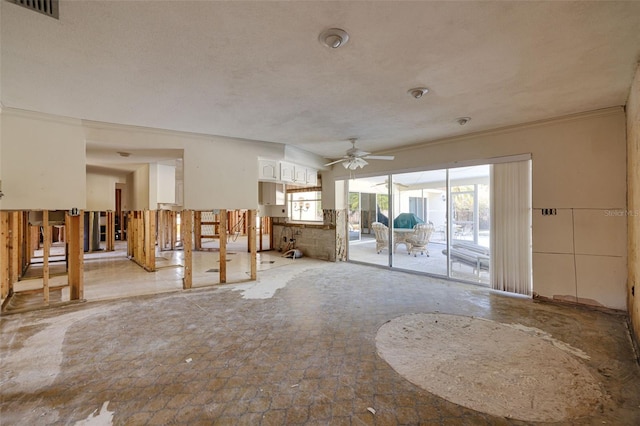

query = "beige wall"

[
  {"left": 0, "top": 109, "right": 86, "bottom": 210},
  {"left": 325, "top": 109, "right": 627, "bottom": 310},
  {"left": 82, "top": 121, "right": 287, "bottom": 210},
  {"left": 86, "top": 171, "right": 117, "bottom": 211},
  {"left": 131, "top": 164, "right": 150, "bottom": 211},
  {"left": 627, "top": 65, "right": 640, "bottom": 339}
]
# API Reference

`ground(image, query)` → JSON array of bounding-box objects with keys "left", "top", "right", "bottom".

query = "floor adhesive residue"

[{"left": 375, "top": 313, "right": 604, "bottom": 422}]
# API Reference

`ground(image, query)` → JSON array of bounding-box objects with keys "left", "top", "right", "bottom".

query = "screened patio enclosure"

[{"left": 347, "top": 165, "right": 492, "bottom": 285}]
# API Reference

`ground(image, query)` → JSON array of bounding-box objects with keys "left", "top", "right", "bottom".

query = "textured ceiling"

[{"left": 2, "top": 0, "right": 640, "bottom": 161}]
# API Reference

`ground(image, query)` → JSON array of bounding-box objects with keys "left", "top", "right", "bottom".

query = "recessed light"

[
  {"left": 117, "top": 151, "right": 131, "bottom": 157},
  {"left": 408, "top": 87, "right": 429, "bottom": 99},
  {"left": 456, "top": 117, "right": 471, "bottom": 126},
  {"left": 319, "top": 28, "right": 349, "bottom": 49}
]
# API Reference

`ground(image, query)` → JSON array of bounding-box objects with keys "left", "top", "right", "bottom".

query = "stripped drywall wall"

[{"left": 627, "top": 64, "right": 640, "bottom": 341}]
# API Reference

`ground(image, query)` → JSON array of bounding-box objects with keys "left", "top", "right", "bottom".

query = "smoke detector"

[
  {"left": 408, "top": 87, "right": 429, "bottom": 99},
  {"left": 319, "top": 28, "right": 350, "bottom": 49}
]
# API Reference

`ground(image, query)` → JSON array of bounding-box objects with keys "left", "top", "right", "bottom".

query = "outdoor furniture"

[
  {"left": 393, "top": 228, "right": 414, "bottom": 252},
  {"left": 371, "top": 222, "right": 389, "bottom": 254},
  {"left": 442, "top": 241, "right": 490, "bottom": 276},
  {"left": 393, "top": 213, "right": 424, "bottom": 229},
  {"left": 405, "top": 223, "right": 435, "bottom": 257}
]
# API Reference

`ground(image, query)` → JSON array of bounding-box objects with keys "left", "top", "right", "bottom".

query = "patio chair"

[
  {"left": 405, "top": 223, "right": 435, "bottom": 257},
  {"left": 371, "top": 222, "right": 389, "bottom": 254}
]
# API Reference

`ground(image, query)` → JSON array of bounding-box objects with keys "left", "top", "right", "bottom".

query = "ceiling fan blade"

[
  {"left": 324, "top": 158, "right": 347, "bottom": 167},
  {"left": 363, "top": 155, "right": 395, "bottom": 161}
]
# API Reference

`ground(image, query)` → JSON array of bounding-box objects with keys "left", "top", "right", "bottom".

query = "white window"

[{"left": 288, "top": 191, "right": 322, "bottom": 222}]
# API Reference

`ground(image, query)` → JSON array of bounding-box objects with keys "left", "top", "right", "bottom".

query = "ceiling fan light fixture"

[
  {"left": 343, "top": 157, "right": 368, "bottom": 170},
  {"left": 408, "top": 87, "right": 429, "bottom": 99},
  {"left": 319, "top": 28, "right": 349, "bottom": 49}
]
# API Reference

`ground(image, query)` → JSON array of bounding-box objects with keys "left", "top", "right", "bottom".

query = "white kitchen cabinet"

[
  {"left": 306, "top": 168, "right": 318, "bottom": 186},
  {"left": 279, "top": 161, "right": 295, "bottom": 183},
  {"left": 259, "top": 182, "right": 285, "bottom": 205},
  {"left": 294, "top": 165, "right": 307, "bottom": 184},
  {"left": 258, "top": 158, "right": 278, "bottom": 181}
]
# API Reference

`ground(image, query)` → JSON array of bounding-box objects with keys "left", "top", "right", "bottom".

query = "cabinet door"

[
  {"left": 280, "top": 161, "right": 295, "bottom": 183},
  {"left": 294, "top": 166, "right": 307, "bottom": 184},
  {"left": 258, "top": 159, "right": 278, "bottom": 181},
  {"left": 306, "top": 169, "right": 318, "bottom": 186}
]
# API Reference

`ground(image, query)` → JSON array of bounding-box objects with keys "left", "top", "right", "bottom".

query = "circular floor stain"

[{"left": 376, "top": 313, "right": 603, "bottom": 422}]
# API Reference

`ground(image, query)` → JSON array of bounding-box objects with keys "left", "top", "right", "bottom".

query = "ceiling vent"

[{"left": 8, "top": 0, "right": 59, "bottom": 19}]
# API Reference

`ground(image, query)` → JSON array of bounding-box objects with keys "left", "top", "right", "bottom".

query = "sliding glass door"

[{"left": 347, "top": 165, "right": 491, "bottom": 285}]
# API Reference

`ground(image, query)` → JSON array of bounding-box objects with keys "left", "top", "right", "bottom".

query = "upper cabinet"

[
  {"left": 294, "top": 165, "right": 307, "bottom": 184},
  {"left": 258, "top": 158, "right": 278, "bottom": 181},
  {"left": 306, "top": 168, "right": 318, "bottom": 186},
  {"left": 279, "top": 161, "right": 295, "bottom": 183},
  {"left": 258, "top": 158, "right": 318, "bottom": 186}
]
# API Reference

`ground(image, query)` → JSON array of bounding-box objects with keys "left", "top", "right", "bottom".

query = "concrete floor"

[
  {"left": 2, "top": 260, "right": 640, "bottom": 425},
  {"left": 348, "top": 235, "right": 490, "bottom": 284}
]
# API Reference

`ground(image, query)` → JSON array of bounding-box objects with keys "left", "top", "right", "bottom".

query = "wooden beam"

[
  {"left": 144, "top": 210, "right": 156, "bottom": 272},
  {"left": 248, "top": 209, "right": 257, "bottom": 280},
  {"left": 9, "top": 212, "right": 20, "bottom": 284},
  {"left": 67, "top": 211, "right": 84, "bottom": 300},
  {"left": 0, "top": 212, "right": 9, "bottom": 300},
  {"left": 42, "top": 210, "right": 50, "bottom": 305},
  {"left": 127, "top": 212, "right": 134, "bottom": 258},
  {"left": 182, "top": 210, "right": 193, "bottom": 289},
  {"left": 106, "top": 211, "right": 115, "bottom": 251},
  {"left": 170, "top": 211, "right": 177, "bottom": 249},
  {"left": 219, "top": 209, "right": 227, "bottom": 284},
  {"left": 194, "top": 211, "right": 202, "bottom": 250}
]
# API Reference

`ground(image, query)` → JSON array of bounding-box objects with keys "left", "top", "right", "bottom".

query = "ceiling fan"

[{"left": 324, "top": 138, "right": 395, "bottom": 170}]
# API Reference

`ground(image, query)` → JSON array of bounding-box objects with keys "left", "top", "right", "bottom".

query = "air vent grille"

[{"left": 8, "top": 0, "right": 59, "bottom": 19}]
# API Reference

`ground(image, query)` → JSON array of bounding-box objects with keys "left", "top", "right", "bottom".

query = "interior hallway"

[{"left": 2, "top": 262, "right": 639, "bottom": 425}]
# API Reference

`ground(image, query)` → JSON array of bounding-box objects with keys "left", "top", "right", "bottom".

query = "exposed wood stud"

[
  {"left": 219, "top": 209, "right": 227, "bottom": 284},
  {"left": 106, "top": 211, "right": 115, "bottom": 251},
  {"left": 67, "top": 211, "right": 84, "bottom": 300},
  {"left": 10, "top": 212, "right": 20, "bottom": 285},
  {"left": 182, "top": 210, "right": 193, "bottom": 289},
  {"left": 42, "top": 210, "right": 50, "bottom": 305},
  {"left": 249, "top": 209, "right": 257, "bottom": 280},
  {"left": 194, "top": 211, "right": 202, "bottom": 251},
  {"left": 0, "top": 212, "right": 10, "bottom": 300}
]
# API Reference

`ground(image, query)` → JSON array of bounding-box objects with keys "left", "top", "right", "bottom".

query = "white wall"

[
  {"left": 0, "top": 109, "right": 86, "bottom": 210},
  {"left": 325, "top": 108, "right": 627, "bottom": 310},
  {"left": 82, "top": 121, "right": 288, "bottom": 210},
  {"left": 86, "top": 171, "right": 117, "bottom": 211},
  {"left": 157, "top": 163, "right": 176, "bottom": 204}
]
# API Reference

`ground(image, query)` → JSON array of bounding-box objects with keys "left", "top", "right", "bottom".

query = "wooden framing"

[
  {"left": 219, "top": 209, "right": 227, "bottom": 283},
  {"left": 144, "top": 210, "right": 156, "bottom": 272},
  {"left": 9, "top": 212, "right": 20, "bottom": 284},
  {"left": 194, "top": 211, "right": 202, "bottom": 250},
  {"left": 248, "top": 210, "right": 257, "bottom": 280},
  {"left": 42, "top": 210, "right": 50, "bottom": 304},
  {"left": 0, "top": 212, "right": 10, "bottom": 300},
  {"left": 106, "top": 211, "right": 115, "bottom": 251},
  {"left": 66, "top": 211, "right": 84, "bottom": 300},
  {"left": 182, "top": 210, "right": 193, "bottom": 289}
]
